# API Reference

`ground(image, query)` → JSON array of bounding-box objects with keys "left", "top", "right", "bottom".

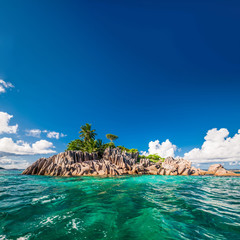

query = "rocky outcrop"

[
  {"left": 22, "top": 148, "right": 138, "bottom": 177},
  {"left": 161, "top": 157, "right": 192, "bottom": 175},
  {"left": 22, "top": 148, "right": 239, "bottom": 177},
  {"left": 206, "top": 164, "right": 240, "bottom": 176},
  {"left": 207, "top": 164, "right": 223, "bottom": 175}
]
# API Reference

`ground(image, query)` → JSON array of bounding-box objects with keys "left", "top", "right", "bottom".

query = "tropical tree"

[
  {"left": 95, "top": 139, "right": 106, "bottom": 156},
  {"left": 66, "top": 139, "right": 84, "bottom": 151},
  {"left": 79, "top": 123, "right": 96, "bottom": 142},
  {"left": 104, "top": 142, "right": 115, "bottom": 149},
  {"left": 85, "top": 139, "right": 98, "bottom": 153},
  {"left": 106, "top": 134, "right": 118, "bottom": 143},
  {"left": 66, "top": 125, "right": 122, "bottom": 155},
  {"left": 95, "top": 139, "right": 104, "bottom": 151},
  {"left": 128, "top": 148, "right": 138, "bottom": 153}
]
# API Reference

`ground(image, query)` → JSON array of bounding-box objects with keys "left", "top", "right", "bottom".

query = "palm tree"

[
  {"left": 106, "top": 134, "right": 118, "bottom": 143},
  {"left": 86, "top": 139, "right": 98, "bottom": 153},
  {"left": 66, "top": 139, "right": 84, "bottom": 151},
  {"left": 79, "top": 123, "right": 96, "bottom": 142}
]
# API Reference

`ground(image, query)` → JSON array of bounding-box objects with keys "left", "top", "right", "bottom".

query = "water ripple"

[{"left": 0, "top": 170, "right": 240, "bottom": 239}]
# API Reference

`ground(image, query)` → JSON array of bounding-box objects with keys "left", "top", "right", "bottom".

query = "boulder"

[
  {"left": 206, "top": 164, "right": 240, "bottom": 176},
  {"left": 146, "top": 165, "right": 159, "bottom": 175},
  {"left": 214, "top": 168, "right": 238, "bottom": 176},
  {"left": 207, "top": 164, "right": 223, "bottom": 174},
  {"left": 140, "top": 159, "right": 150, "bottom": 167},
  {"left": 181, "top": 168, "right": 190, "bottom": 175},
  {"left": 162, "top": 157, "right": 178, "bottom": 172},
  {"left": 162, "top": 157, "right": 191, "bottom": 176},
  {"left": 158, "top": 168, "right": 165, "bottom": 175}
]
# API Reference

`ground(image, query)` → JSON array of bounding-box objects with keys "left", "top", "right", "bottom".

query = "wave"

[{"left": 0, "top": 171, "right": 240, "bottom": 239}]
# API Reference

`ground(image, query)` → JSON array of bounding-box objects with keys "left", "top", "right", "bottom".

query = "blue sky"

[{"left": 0, "top": 0, "right": 240, "bottom": 169}]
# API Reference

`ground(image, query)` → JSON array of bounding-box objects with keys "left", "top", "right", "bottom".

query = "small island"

[{"left": 22, "top": 124, "right": 240, "bottom": 177}]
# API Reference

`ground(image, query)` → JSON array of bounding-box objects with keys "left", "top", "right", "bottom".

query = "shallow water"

[{"left": 0, "top": 170, "right": 240, "bottom": 240}]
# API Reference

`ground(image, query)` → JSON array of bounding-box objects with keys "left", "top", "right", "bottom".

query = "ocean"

[{"left": 0, "top": 170, "right": 240, "bottom": 240}]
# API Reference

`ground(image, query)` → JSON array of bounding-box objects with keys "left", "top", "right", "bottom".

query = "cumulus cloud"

[
  {"left": 46, "top": 131, "right": 60, "bottom": 139},
  {"left": 26, "top": 129, "right": 41, "bottom": 138},
  {"left": 0, "top": 112, "right": 18, "bottom": 134},
  {"left": 184, "top": 128, "right": 240, "bottom": 163},
  {"left": 229, "top": 161, "right": 240, "bottom": 166},
  {"left": 0, "top": 137, "right": 56, "bottom": 155},
  {"left": 25, "top": 129, "right": 66, "bottom": 139},
  {"left": 0, "top": 111, "right": 60, "bottom": 169},
  {"left": 141, "top": 139, "right": 177, "bottom": 158},
  {"left": 46, "top": 131, "right": 67, "bottom": 139},
  {"left": 0, "top": 79, "right": 14, "bottom": 94},
  {"left": 0, "top": 156, "right": 29, "bottom": 169}
]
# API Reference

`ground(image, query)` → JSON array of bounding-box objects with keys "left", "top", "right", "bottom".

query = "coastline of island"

[
  {"left": 22, "top": 147, "right": 240, "bottom": 177},
  {"left": 22, "top": 124, "right": 240, "bottom": 177}
]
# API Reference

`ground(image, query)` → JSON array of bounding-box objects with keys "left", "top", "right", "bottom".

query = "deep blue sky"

[{"left": 0, "top": 0, "right": 240, "bottom": 159}]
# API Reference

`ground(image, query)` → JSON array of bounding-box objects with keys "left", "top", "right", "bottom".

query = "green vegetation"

[
  {"left": 139, "top": 154, "right": 165, "bottom": 163},
  {"left": 67, "top": 124, "right": 105, "bottom": 154},
  {"left": 66, "top": 124, "right": 118, "bottom": 156},
  {"left": 106, "top": 134, "right": 118, "bottom": 143},
  {"left": 66, "top": 124, "right": 165, "bottom": 162},
  {"left": 118, "top": 146, "right": 138, "bottom": 154},
  {"left": 79, "top": 123, "right": 97, "bottom": 142}
]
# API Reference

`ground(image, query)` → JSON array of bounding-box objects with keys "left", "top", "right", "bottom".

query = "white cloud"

[
  {"left": 184, "top": 128, "right": 240, "bottom": 163},
  {"left": 0, "top": 112, "right": 18, "bottom": 134},
  {"left": 0, "top": 79, "right": 14, "bottom": 94},
  {"left": 0, "top": 137, "right": 56, "bottom": 155},
  {"left": 46, "top": 131, "right": 67, "bottom": 139},
  {"left": 229, "top": 161, "right": 239, "bottom": 166},
  {"left": 47, "top": 131, "right": 60, "bottom": 139},
  {"left": 25, "top": 129, "right": 67, "bottom": 139},
  {"left": 26, "top": 129, "right": 41, "bottom": 138},
  {"left": 0, "top": 156, "right": 29, "bottom": 169},
  {"left": 141, "top": 139, "right": 177, "bottom": 158},
  {"left": 0, "top": 111, "right": 59, "bottom": 169}
]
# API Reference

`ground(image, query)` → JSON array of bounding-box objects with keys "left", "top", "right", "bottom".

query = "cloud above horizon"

[
  {"left": 141, "top": 139, "right": 177, "bottom": 158},
  {"left": 26, "top": 129, "right": 67, "bottom": 139},
  {"left": 0, "top": 112, "right": 18, "bottom": 134},
  {"left": 0, "top": 79, "right": 14, "bottom": 94},
  {"left": 26, "top": 129, "right": 42, "bottom": 138},
  {"left": 0, "top": 137, "right": 56, "bottom": 155},
  {"left": 0, "top": 156, "right": 30, "bottom": 169},
  {"left": 184, "top": 128, "right": 240, "bottom": 163},
  {"left": 142, "top": 128, "right": 240, "bottom": 164},
  {"left": 46, "top": 131, "right": 67, "bottom": 139},
  {"left": 0, "top": 111, "right": 57, "bottom": 168}
]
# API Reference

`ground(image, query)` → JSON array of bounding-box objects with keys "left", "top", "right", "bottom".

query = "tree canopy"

[
  {"left": 106, "top": 134, "right": 118, "bottom": 143},
  {"left": 66, "top": 123, "right": 102, "bottom": 154},
  {"left": 79, "top": 123, "right": 96, "bottom": 142},
  {"left": 66, "top": 124, "right": 141, "bottom": 158}
]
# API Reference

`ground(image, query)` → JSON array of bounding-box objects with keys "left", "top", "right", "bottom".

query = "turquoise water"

[{"left": 1, "top": 170, "right": 240, "bottom": 240}]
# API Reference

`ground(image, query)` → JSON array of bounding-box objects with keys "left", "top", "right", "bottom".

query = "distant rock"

[
  {"left": 207, "top": 164, "right": 223, "bottom": 174},
  {"left": 22, "top": 148, "right": 240, "bottom": 177},
  {"left": 205, "top": 164, "right": 239, "bottom": 176}
]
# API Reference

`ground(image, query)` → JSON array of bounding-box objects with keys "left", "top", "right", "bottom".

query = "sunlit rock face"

[
  {"left": 22, "top": 148, "right": 138, "bottom": 176},
  {"left": 206, "top": 164, "right": 239, "bottom": 176},
  {"left": 22, "top": 148, "right": 239, "bottom": 177}
]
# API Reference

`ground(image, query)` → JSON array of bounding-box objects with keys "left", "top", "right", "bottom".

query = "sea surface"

[{"left": 0, "top": 170, "right": 240, "bottom": 240}]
